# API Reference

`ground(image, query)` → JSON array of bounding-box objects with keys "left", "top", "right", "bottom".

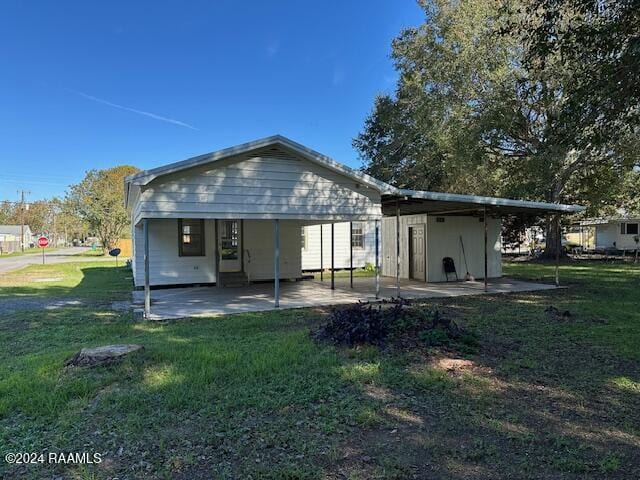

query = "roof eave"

[
  {"left": 124, "top": 135, "right": 395, "bottom": 194},
  {"left": 389, "top": 189, "right": 585, "bottom": 214}
]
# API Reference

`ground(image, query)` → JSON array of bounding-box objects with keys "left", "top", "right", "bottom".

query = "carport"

[{"left": 378, "top": 190, "right": 584, "bottom": 295}]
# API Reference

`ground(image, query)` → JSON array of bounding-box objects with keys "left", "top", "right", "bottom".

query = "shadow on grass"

[
  {"left": 1, "top": 260, "right": 639, "bottom": 479},
  {"left": 0, "top": 263, "right": 131, "bottom": 301}
]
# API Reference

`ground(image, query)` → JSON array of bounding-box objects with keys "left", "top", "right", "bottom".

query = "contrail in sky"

[{"left": 65, "top": 88, "right": 199, "bottom": 131}]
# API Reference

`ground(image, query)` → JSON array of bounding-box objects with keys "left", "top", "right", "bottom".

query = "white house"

[
  {"left": 125, "top": 135, "right": 583, "bottom": 316},
  {"left": 580, "top": 217, "right": 640, "bottom": 251},
  {"left": 0, "top": 225, "right": 33, "bottom": 254}
]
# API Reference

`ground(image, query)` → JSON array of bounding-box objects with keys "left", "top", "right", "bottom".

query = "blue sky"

[{"left": 0, "top": 0, "right": 424, "bottom": 202}]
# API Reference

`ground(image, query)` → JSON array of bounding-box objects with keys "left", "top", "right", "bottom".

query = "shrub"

[
  {"left": 313, "top": 300, "right": 407, "bottom": 346},
  {"left": 313, "top": 300, "right": 478, "bottom": 354}
]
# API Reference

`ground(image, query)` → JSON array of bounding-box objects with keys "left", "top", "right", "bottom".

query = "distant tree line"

[{"left": 0, "top": 165, "right": 139, "bottom": 254}]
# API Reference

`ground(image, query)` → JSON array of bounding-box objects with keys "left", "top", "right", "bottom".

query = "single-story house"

[
  {"left": 125, "top": 135, "right": 583, "bottom": 317},
  {"left": 579, "top": 217, "right": 640, "bottom": 251},
  {"left": 0, "top": 225, "right": 33, "bottom": 254}
]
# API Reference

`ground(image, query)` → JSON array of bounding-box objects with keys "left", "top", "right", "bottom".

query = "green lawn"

[
  {"left": 0, "top": 261, "right": 130, "bottom": 300},
  {"left": 312, "top": 267, "right": 376, "bottom": 280},
  {"left": 1, "top": 260, "right": 639, "bottom": 479}
]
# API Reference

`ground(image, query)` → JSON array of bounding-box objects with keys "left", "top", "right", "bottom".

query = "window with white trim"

[
  {"left": 301, "top": 226, "right": 307, "bottom": 250},
  {"left": 351, "top": 222, "right": 365, "bottom": 248}
]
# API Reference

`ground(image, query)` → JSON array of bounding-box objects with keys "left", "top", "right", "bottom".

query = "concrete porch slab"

[{"left": 132, "top": 276, "right": 559, "bottom": 320}]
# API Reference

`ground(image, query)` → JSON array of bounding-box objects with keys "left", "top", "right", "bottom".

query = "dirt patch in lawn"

[{"left": 322, "top": 297, "right": 640, "bottom": 479}]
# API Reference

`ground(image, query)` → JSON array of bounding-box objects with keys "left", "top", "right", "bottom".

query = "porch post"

[
  {"left": 555, "top": 214, "right": 560, "bottom": 287},
  {"left": 349, "top": 221, "right": 353, "bottom": 288},
  {"left": 331, "top": 223, "right": 335, "bottom": 290},
  {"left": 214, "top": 220, "right": 220, "bottom": 289},
  {"left": 143, "top": 218, "right": 150, "bottom": 319},
  {"left": 320, "top": 224, "right": 323, "bottom": 282},
  {"left": 375, "top": 219, "right": 380, "bottom": 299},
  {"left": 484, "top": 206, "right": 488, "bottom": 293},
  {"left": 274, "top": 219, "right": 280, "bottom": 308},
  {"left": 396, "top": 199, "right": 401, "bottom": 298}
]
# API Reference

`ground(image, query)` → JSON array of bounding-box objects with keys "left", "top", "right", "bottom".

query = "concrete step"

[{"left": 219, "top": 271, "right": 249, "bottom": 287}]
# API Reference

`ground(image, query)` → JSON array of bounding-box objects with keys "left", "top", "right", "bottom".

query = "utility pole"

[{"left": 18, "top": 190, "right": 30, "bottom": 252}]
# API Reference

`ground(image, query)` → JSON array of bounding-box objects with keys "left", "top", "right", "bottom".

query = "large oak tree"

[{"left": 354, "top": 0, "right": 639, "bottom": 256}]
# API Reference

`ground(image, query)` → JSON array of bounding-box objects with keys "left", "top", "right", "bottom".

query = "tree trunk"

[{"left": 541, "top": 214, "right": 565, "bottom": 259}]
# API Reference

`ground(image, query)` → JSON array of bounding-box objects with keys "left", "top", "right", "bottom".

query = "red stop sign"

[{"left": 37, "top": 236, "right": 49, "bottom": 247}]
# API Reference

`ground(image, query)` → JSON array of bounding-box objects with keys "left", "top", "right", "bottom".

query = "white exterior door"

[
  {"left": 218, "top": 220, "right": 242, "bottom": 272},
  {"left": 409, "top": 225, "right": 426, "bottom": 281}
]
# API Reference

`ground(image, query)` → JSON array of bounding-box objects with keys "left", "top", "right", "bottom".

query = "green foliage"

[
  {"left": 354, "top": 0, "right": 639, "bottom": 256},
  {"left": 67, "top": 165, "right": 139, "bottom": 251},
  {"left": 514, "top": 0, "right": 640, "bottom": 150}
]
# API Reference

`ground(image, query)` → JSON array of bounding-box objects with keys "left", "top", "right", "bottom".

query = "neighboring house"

[
  {"left": 301, "top": 221, "right": 375, "bottom": 271},
  {"left": 125, "top": 135, "right": 582, "bottom": 293},
  {"left": 580, "top": 218, "right": 640, "bottom": 251},
  {"left": 0, "top": 225, "right": 33, "bottom": 254}
]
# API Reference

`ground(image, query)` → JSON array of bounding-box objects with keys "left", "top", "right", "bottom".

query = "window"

[
  {"left": 623, "top": 222, "right": 639, "bottom": 235},
  {"left": 178, "top": 219, "right": 205, "bottom": 256},
  {"left": 220, "top": 220, "right": 239, "bottom": 259},
  {"left": 301, "top": 226, "right": 307, "bottom": 250},
  {"left": 351, "top": 222, "right": 364, "bottom": 248}
]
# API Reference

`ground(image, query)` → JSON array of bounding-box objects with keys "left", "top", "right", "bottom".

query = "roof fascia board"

[
  {"left": 124, "top": 135, "right": 397, "bottom": 194},
  {"left": 394, "top": 189, "right": 585, "bottom": 213}
]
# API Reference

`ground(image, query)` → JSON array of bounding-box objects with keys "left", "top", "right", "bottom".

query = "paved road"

[{"left": 0, "top": 246, "right": 110, "bottom": 274}]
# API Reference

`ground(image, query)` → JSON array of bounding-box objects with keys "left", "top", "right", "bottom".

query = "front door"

[
  {"left": 409, "top": 225, "right": 426, "bottom": 281},
  {"left": 218, "top": 220, "right": 242, "bottom": 272}
]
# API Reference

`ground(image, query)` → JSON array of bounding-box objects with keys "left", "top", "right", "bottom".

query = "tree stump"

[{"left": 64, "top": 344, "right": 143, "bottom": 367}]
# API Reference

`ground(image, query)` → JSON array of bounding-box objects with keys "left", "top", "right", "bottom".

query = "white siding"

[
  {"left": 134, "top": 151, "right": 381, "bottom": 224},
  {"left": 425, "top": 216, "right": 501, "bottom": 282},
  {"left": 301, "top": 221, "right": 376, "bottom": 270},
  {"left": 132, "top": 219, "right": 302, "bottom": 287},
  {"left": 381, "top": 214, "right": 501, "bottom": 282},
  {"left": 133, "top": 219, "right": 216, "bottom": 287},
  {"left": 595, "top": 221, "right": 640, "bottom": 250},
  {"left": 595, "top": 224, "right": 617, "bottom": 249},
  {"left": 243, "top": 220, "right": 301, "bottom": 281},
  {"left": 381, "top": 214, "right": 427, "bottom": 279}
]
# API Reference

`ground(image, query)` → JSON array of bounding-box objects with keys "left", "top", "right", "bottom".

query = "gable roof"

[
  {"left": 124, "top": 135, "right": 584, "bottom": 216},
  {"left": 0, "top": 225, "right": 31, "bottom": 235},
  {"left": 125, "top": 134, "right": 395, "bottom": 194}
]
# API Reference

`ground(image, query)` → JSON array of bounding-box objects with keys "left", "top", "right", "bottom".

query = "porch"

[{"left": 132, "top": 276, "right": 558, "bottom": 320}]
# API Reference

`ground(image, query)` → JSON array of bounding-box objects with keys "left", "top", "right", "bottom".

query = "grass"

[
  {"left": 1, "top": 260, "right": 639, "bottom": 478},
  {"left": 312, "top": 267, "right": 376, "bottom": 280},
  {"left": 0, "top": 261, "right": 131, "bottom": 300},
  {"left": 0, "top": 246, "right": 58, "bottom": 258}
]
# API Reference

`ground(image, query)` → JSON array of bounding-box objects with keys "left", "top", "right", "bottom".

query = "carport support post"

[
  {"left": 320, "top": 224, "right": 323, "bottom": 282},
  {"left": 274, "top": 219, "right": 280, "bottom": 308},
  {"left": 143, "top": 218, "right": 150, "bottom": 319},
  {"left": 396, "top": 199, "right": 401, "bottom": 298},
  {"left": 331, "top": 223, "right": 335, "bottom": 290},
  {"left": 555, "top": 214, "right": 560, "bottom": 287},
  {"left": 349, "top": 221, "right": 353, "bottom": 288},
  {"left": 484, "top": 206, "right": 488, "bottom": 293},
  {"left": 375, "top": 219, "right": 380, "bottom": 299}
]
